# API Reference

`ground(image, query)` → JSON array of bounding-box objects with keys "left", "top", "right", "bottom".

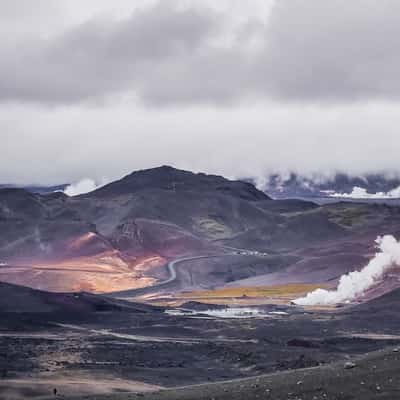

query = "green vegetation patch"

[
  {"left": 194, "top": 218, "right": 232, "bottom": 239},
  {"left": 326, "top": 205, "right": 370, "bottom": 227}
]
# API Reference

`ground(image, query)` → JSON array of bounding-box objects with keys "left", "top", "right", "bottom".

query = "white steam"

[
  {"left": 293, "top": 235, "right": 400, "bottom": 306},
  {"left": 64, "top": 178, "right": 109, "bottom": 196},
  {"left": 326, "top": 186, "right": 400, "bottom": 199}
]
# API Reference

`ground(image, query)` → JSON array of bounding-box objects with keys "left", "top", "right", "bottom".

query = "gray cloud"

[
  {"left": 2, "top": 0, "right": 400, "bottom": 105},
  {"left": 1, "top": 101, "right": 400, "bottom": 185},
  {"left": 0, "top": 2, "right": 221, "bottom": 104},
  {"left": 259, "top": 0, "right": 400, "bottom": 101},
  {"left": 2, "top": 0, "right": 400, "bottom": 186}
]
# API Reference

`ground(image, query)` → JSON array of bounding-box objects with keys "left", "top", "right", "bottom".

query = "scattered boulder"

[{"left": 344, "top": 361, "right": 356, "bottom": 369}]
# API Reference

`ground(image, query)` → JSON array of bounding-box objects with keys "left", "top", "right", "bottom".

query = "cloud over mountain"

[{"left": 1, "top": 0, "right": 400, "bottom": 184}]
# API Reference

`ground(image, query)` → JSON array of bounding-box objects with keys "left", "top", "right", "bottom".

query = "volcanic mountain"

[{"left": 0, "top": 166, "right": 399, "bottom": 294}]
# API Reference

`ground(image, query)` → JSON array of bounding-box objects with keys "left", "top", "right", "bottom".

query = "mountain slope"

[
  {"left": 1, "top": 166, "right": 398, "bottom": 294},
  {"left": 89, "top": 166, "right": 270, "bottom": 201},
  {"left": 0, "top": 281, "right": 158, "bottom": 314}
]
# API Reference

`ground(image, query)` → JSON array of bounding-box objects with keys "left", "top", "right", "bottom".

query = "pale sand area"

[{"left": 0, "top": 372, "right": 163, "bottom": 400}]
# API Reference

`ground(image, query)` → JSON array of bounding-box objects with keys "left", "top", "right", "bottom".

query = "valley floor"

[{"left": 1, "top": 288, "right": 400, "bottom": 400}]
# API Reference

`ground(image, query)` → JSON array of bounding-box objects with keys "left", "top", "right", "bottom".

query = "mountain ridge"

[
  {"left": 85, "top": 165, "right": 270, "bottom": 201},
  {"left": 0, "top": 166, "right": 399, "bottom": 295}
]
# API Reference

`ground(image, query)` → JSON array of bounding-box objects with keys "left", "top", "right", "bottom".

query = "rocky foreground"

[{"left": 64, "top": 347, "right": 400, "bottom": 400}]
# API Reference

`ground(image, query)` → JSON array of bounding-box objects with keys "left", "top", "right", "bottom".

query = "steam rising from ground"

[
  {"left": 327, "top": 186, "right": 400, "bottom": 199},
  {"left": 294, "top": 235, "right": 400, "bottom": 306},
  {"left": 64, "top": 178, "right": 110, "bottom": 196},
  {"left": 64, "top": 179, "right": 98, "bottom": 196},
  {"left": 166, "top": 308, "right": 288, "bottom": 319}
]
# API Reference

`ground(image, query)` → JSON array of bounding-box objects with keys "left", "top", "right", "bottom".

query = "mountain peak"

[{"left": 87, "top": 166, "right": 270, "bottom": 201}]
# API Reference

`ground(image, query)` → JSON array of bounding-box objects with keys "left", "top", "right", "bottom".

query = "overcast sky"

[{"left": 1, "top": 0, "right": 400, "bottom": 185}]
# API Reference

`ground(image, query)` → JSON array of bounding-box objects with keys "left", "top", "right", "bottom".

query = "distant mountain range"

[
  {"left": 3, "top": 171, "right": 400, "bottom": 200},
  {"left": 0, "top": 183, "right": 68, "bottom": 194},
  {"left": 254, "top": 173, "right": 400, "bottom": 199}
]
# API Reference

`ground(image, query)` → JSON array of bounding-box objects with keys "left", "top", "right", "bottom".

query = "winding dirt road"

[
  {"left": 110, "top": 254, "right": 232, "bottom": 297},
  {"left": 111, "top": 248, "right": 269, "bottom": 298}
]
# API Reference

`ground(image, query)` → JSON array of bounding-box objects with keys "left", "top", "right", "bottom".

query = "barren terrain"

[{"left": 2, "top": 168, "right": 400, "bottom": 399}]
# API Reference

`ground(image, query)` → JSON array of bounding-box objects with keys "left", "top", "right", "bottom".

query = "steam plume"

[
  {"left": 327, "top": 186, "right": 400, "bottom": 199},
  {"left": 293, "top": 235, "right": 400, "bottom": 306},
  {"left": 64, "top": 177, "right": 110, "bottom": 196},
  {"left": 64, "top": 179, "right": 99, "bottom": 196}
]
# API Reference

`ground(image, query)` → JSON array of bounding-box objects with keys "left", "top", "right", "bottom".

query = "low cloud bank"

[
  {"left": 64, "top": 178, "right": 101, "bottom": 196},
  {"left": 326, "top": 186, "right": 400, "bottom": 199},
  {"left": 293, "top": 235, "right": 400, "bottom": 306}
]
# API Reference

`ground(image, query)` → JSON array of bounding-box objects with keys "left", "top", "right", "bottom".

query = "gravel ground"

[{"left": 65, "top": 347, "right": 400, "bottom": 400}]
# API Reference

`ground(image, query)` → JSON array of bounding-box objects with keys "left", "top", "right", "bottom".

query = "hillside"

[
  {"left": 0, "top": 281, "right": 157, "bottom": 314},
  {"left": 0, "top": 167, "right": 399, "bottom": 294}
]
